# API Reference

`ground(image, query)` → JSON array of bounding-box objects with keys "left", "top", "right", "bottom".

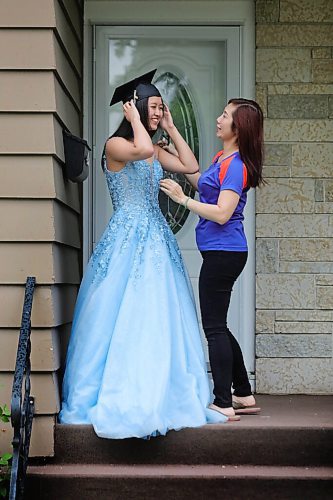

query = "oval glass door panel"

[{"left": 155, "top": 71, "right": 198, "bottom": 234}]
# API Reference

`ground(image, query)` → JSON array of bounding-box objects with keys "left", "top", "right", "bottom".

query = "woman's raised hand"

[
  {"left": 157, "top": 138, "right": 179, "bottom": 158},
  {"left": 160, "top": 104, "right": 174, "bottom": 132},
  {"left": 160, "top": 178, "right": 187, "bottom": 205},
  {"left": 123, "top": 100, "right": 141, "bottom": 123}
]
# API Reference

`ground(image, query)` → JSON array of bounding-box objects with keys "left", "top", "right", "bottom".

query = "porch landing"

[{"left": 27, "top": 395, "right": 333, "bottom": 499}]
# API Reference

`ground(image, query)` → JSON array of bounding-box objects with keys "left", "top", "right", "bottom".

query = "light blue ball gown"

[{"left": 59, "top": 154, "right": 227, "bottom": 438}]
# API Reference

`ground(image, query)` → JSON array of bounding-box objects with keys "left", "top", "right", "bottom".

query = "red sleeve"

[
  {"left": 219, "top": 156, "right": 248, "bottom": 192},
  {"left": 212, "top": 150, "right": 223, "bottom": 164}
]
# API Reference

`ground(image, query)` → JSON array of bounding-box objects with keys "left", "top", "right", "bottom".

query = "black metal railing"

[{"left": 9, "top": 277, "right": 36, "bottom": 500}]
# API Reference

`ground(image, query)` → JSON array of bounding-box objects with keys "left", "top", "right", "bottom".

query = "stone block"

[
  {"left": 256, "top": 178, "right": 314, "bottom": 213},
  {"left": 256, "top": 358, "right": 333, "bottom": 394},
  {"left": 274, "top": 321, "right": 332, "bottom": 334},
  {"left": 256, "top": 48, "right": 311, "bottom": 83},
  {"left": 289, "top": 83, "right": 333, "bottom": 94},
  {"left": 279, "top": 261, "right": 333, "bottom": 273},
  {"left": 256, "top": 84, "right": 267, "bottom": 117},
  {"left": 264, "top": 144, "right": 291, "bottom": 166},
  {"left": 257, "top": 25, "right": 333, "bottom": 47},
  {"left": 256, "top": 274, "right": 315, "bottom": 309},
  {"left": 329, "top": 96, "right": 333, "bottom": 118},
  {"left": 315, "top": 180, "right": 324, "bottom": 202},
  {"left": 256, "top": 334, "right": 332, "bottom": 357},
  {"left": 256, "top": 214, "right": 332, "bottom": 237},
  {"left": 292, "top": 143, "right": 333, "bottom": 177},
  {"left": 262, "top": 166, "right": 291, "bottom": 178},
  {"left": 256, "top": 310, "right": 275, "bottom": 333},
  {"left": 315, "top": 202, "right": 333, "bottom": 213},
  {"left": 279, "top": 238, "right": 333, "bottom": 262},
  {"left": 256, "top": 0, "right": 280, "bottom": 22},
  {"left": 275, "top": 309, "right": 333, "bottom": 322},
  {"left": 280, "top": 0, "right": 333, "bottom": 23},
  {"left": 265, "top": 119, "right": 332, "bottom": 142},
  {"left": 275, "top": 309, "right": 333, "bottom": 321},
  {"left": 268, "top": 95, "right": 328, "bottom": 119},
  {"left": 316, "top": 275, "right": 333, "bottom": 286},
  {"left": 312, "top": 60, "right": 333, "bottom": 84},
  {"left": 324, "top": 180, "right": 333, "bottom": 202},
  {"left": 256, "top": 239, "right": 279, "bottom": 273},
  {"left": 316, "top": 285, "right": 333, "bottom": 309},
  {"left": 267, "top": 84, "right": 290, "bottom": 95},
  {"left": 312, "top": 47, "right": 332, "bottom": 59}
]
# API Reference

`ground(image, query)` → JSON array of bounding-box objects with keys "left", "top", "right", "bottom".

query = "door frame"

[
  {"left": 83, "top": 0, "right": 256, "bottom": 382},
  {"left": 93, "top": 24, "right": 240, "bottom": 246}
]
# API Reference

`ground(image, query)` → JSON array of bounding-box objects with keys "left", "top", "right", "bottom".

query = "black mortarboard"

[{"left": 110, "top": 69, "right": 161, "bottom": 106}]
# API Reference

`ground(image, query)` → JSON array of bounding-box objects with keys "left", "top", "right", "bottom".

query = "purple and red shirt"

[{"left": 195, "top": 150, "right": 249, "bottom": 252}]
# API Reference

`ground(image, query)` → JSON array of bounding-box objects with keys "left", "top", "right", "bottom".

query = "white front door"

[{"left": 89, "top": 25, "right": 255, "bottom": 381}]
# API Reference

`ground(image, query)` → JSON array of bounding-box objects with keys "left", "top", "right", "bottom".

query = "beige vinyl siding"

[
  {"left": 0, "top": 329, "right": 62, "bottom": 372},
  {"left": 0, "top": 156, "right": 80, "bottom": 211},
  {"left": 0, "top": 286, "right": 77, "bottom": 327},
  {"left": 0, "top": 0, "right": 83, "bottom": 457},
  {"left": 0, "top": 200, "right": 80, "bottom": 246},
  {"left": 0, "top": 71, "right": 81, "bottom": 133},
  {"left": 0, "top": 244, "right": 80, "bottom": 284}
]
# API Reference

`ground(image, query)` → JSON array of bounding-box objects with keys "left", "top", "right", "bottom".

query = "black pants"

[{"left": 199, "top": 250, "right": 252, "bottom": 408}]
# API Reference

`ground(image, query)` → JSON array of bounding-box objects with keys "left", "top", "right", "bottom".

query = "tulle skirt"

[{"left": 59, "top": 213, "right": 227, "bottom": 438}]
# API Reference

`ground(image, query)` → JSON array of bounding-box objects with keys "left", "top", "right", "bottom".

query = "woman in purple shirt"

[{"left": 160, "top": 98, "right": 264, "bottom": 420}]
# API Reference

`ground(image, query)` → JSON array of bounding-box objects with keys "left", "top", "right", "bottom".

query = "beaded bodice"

[
  {"left": 104, "top": 157, "right": 163, "bottom": 214},
  {"left": 90, "top": 157, "right": 184, "bottom": 283}
]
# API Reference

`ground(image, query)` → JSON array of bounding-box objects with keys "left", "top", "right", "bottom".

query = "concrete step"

[
  {"left": 54, "top": 396, "right": 333, "bottom": 466},
  {"left": 54, "top": 423, "right": 332, "bottom": 466},
  {"left": 26, "top": 464, "right": 333, "bottom": 500}
]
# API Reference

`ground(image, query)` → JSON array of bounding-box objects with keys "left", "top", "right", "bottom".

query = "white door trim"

[{"left": 83, "top": 0, "right": 256, "bottom": 379}]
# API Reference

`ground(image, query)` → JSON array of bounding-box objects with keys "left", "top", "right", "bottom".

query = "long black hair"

[
  {"left": 101, "top": 97, "right": 163, "bottom": 169},
  {"left": 112, "top": 97, "right": 163, "bottom": 140}
]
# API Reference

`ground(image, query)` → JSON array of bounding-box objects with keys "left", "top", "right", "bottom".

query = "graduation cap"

[{"left": 110, "top": 69, "right": 161, "bottom": 106}]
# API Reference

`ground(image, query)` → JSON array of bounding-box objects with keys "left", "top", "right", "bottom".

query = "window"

[{"left": 155, "top": 72, "right": 199, "bottom": 234}]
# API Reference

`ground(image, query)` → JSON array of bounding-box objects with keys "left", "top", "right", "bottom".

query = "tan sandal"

[
  {"left": 208, "top": 403, "right": 241, "bottom": 422},
  {"left": 234, "top": 406, "right": 261, "bottom": 415},
  {"left": 232, "top": 395, "right": 261, "bottom": 415}
]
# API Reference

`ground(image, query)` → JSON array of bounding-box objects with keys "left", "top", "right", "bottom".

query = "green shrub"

[{"left": 0, "top": 405, "right": 12, "bottom": 499}]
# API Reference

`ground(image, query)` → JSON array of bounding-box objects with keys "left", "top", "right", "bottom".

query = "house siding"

[
  {"left": 255, "top": 0, "right": 333, "bottom": 394},
  {"left": 0, "top": 0, "right": 332, "bottom": 459},
  {"left": 0, "top": 0, "right": 83, "bottom": 456}
]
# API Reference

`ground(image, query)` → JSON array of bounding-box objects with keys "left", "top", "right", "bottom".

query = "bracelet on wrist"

[{"left": 183, "top": 196, "right": 191, "bottom": 210}]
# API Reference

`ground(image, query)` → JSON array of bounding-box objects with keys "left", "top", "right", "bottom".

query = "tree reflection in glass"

[{"left": 155, "top": 72, "right": 199, "bottom": 234}]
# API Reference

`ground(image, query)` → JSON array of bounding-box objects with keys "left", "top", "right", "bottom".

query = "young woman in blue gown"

[{"left": 59, "top": 73, "right": 228, "bottom": 439}]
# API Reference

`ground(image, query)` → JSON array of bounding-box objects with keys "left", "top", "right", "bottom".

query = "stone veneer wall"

[{"left": 255, "top": 0, "right": 333, "bottom": 393}]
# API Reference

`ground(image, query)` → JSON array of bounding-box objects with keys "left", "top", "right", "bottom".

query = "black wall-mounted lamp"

[{"left": 62, "top": 129, "right": 91, "bottom": 183}]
